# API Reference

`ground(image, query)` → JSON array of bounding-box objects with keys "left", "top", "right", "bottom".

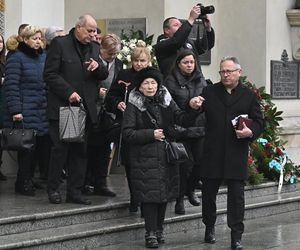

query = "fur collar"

[
  {"left": 18, "top": 42, "right": 43, "bottom": 58},
  {"left": 128, "top": 85, "right": 172, "bottom": 111}
]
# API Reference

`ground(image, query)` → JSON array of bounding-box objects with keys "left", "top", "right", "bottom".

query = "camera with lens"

[{"left": 197, "top": 3, "right": 215, "bottom": 19}]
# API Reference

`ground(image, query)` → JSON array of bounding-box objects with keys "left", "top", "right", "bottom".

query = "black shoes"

[
  {"left": 187, "top": 191, "right": 201, "bottom": 206},
  {"left": 145, "top": 232, "right": 159, "bottom": 248},
  {"left": 48, "top": 191, "right": 62, "bottom": 204},
  {"left": 0, "top": 170, "right": 7, "bottom": 181},
  {"left": 66, "top": 194, "right": 92, "bottom": 205},
  {"left": 15, "top": 180, "right": 35, "bottom": 196},
  {"left": 94, "top": 186, "right": 116, "bottom": 197},
  {"left": 156, "top": 230, "right": 165, "bottom": 244},
  {"left": 231, "top": 240, "right": 243, "bottom": 250},
  {"left": 204, "top": 226, "right": 216, "bottom": 244},
  {"left": 175, "top": 197, "right": 185, "bottom": 215}
]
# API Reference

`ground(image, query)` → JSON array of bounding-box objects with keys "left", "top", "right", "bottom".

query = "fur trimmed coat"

[{"left": 122, "top": 85, "right": 199, "bottom": 203}]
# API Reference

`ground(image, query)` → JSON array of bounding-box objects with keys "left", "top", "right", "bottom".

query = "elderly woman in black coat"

[
  {"left": 122, "top": 67, "right": 201, "bottom": 248},
  {"left": 164, "top": 50, "right": 208, "bottom": 214}
]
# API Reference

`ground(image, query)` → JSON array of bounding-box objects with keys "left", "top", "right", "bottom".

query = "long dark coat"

[
  {"left": 122, "top": 86, "right": 198, "bottom": 203},
  {"left": 43, "top": 28, "right": 108, "bottom": 124},
  {"left": 200, "top": 82, "right": 264, "bottom": 180}
]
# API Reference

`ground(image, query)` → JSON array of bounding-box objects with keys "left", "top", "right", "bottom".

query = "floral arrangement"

[
  {"left": 241, "top": 76, "right": 300, "bottom": 185},
  {"left": 117, "top": 29, "right": 158, "bottom": 69}
]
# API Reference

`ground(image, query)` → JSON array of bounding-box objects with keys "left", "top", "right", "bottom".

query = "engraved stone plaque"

[{"left": 271, "top": 61, "right": 298, "bottom": 99}]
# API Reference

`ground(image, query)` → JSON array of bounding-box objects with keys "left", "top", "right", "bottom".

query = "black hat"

[{"left": 135, "top": 67, "right": 163, "bottom": 89}]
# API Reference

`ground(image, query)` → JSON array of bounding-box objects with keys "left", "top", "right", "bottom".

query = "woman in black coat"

[
  {"left": 105, "top": 42, "right": 152, "bottom": 212},
  {"left": 164, "top": 50, "right": 207, "bottom": 214},
  {"left": 122, "top": 67, "right": 201, "bottom": 248}
]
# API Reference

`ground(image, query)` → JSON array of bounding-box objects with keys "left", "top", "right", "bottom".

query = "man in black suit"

[
  {"left": 44, "top": 14, "right": 108, "bottom": 205},
  {"left": 194, "top": 57, "right": 264, "bottom": 249}
]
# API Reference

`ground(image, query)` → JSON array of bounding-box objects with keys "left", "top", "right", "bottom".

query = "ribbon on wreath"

[{"left": 277, "top": 154, "right": 287, "bottom": 193}]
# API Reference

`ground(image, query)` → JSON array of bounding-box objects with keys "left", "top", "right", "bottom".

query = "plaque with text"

[
  {"left": 271, "top": 61, "right": 298, "bottom": 99},
  {"left": 97, "top": 18, "right": 146, "bottom": 38}
]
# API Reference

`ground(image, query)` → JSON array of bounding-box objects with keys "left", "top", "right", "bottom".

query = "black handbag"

[
  {"left": 164, "top": 140, "right": 189, "bottom": 163},
  {"left": 59, "top": 102, "right": 86, "bottom": 142},
  {"left": 0, "top": 122, "right": 37, "bottom": 151},
  {"left": 145, "top": 110, "right": 189, "bottom": 164}
]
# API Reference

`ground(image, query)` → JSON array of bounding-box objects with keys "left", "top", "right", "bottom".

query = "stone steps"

[{"left": 0, "top": 182, "right": 299, "bottom": 249}]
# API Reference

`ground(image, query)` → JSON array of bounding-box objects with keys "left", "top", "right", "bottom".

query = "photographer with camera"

[{"left": 154, "top": 4, "right": 215, "bottom": 78}]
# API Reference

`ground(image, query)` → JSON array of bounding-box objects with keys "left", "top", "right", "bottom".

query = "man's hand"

[
  {"left": 235, "top": 122, "right": 253, "bottom": 139},
  {"left": 99, "top": 88, "right": 107, "bottom": 98},
  {"left": 84, "top": 58, "right": 99, "bottom": 71},
  {"left": 117, "top": 101, "right": 126, "bottom": 112},
  {"left": 188, "top": 5, "right": 201, "bottom": 25},
  {"left": 68, "top": 92, "right": 82, "bottom": 103},
  {"left": 203, "top": 16, "right": 212, "bottom": 32}
]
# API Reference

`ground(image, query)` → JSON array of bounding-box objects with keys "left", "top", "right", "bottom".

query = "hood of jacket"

[{"left": 128, "top": 85, "right": 172, "bottom": 112}]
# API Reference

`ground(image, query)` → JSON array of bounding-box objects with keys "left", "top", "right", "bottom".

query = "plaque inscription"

[{"left": 271, "top": 61, "right": 298, "bottom": 99}]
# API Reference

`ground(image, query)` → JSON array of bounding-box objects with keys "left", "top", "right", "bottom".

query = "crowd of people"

[{"left": 0, "top": 4, "right": 264, "bottom": 250}]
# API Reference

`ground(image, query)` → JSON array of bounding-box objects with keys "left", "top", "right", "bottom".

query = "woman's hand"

[
  {"left": 13, "top": 113, "right": 23, "bottom": 121},
  {"left": 154, "top": 129, "right": 165, "bottom": 141},
  {"left": 189, "top": 96, "right": 205, "bottom": 109}
]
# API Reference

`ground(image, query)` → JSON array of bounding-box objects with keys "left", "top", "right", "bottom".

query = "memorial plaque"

[
  {"left": 97, "top": 18, "right": 146, "bottom": 38},
  {"left": 271, "top": 60, "right": 298, "bottom": 99}
]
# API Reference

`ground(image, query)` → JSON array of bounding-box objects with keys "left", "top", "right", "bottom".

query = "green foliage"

[{"left": 241, "top": 76, "right": 300, "bottom": 185}]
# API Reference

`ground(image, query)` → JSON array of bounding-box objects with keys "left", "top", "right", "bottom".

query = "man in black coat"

[
  {"left": 44, "top": 14, "right": 108, "bottom": 205},
  {"left": 154, "top": 4, "right": 215, "bottom": 78},
  {"left": 195, "top": 57, "right": 264, "bottom": 249}
]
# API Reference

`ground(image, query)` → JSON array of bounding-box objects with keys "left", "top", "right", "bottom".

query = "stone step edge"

[
  {"left": 1, "top": 194, "right": 300, "bottom": 250},
  {"left": 0, "top": 182, "right": 289, "bottom": 225}
]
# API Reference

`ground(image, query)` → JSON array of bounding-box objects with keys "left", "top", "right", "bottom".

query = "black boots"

[
  {"left": 204, "top": 226, "right": 216, "bottom": 244},
  {"left": 15, "top": 179, "right": 35, "bottom": 196},
  {"left": 231, "top": 239, "right": 243, "bottom": 250},
  {"left": 94, "top": 179, "right": 116, "bottom": 197},
  {"left": 145, "top": 231, "right": 159, "bottom": 248},
  {"left": 175, "top": 197, "right": 185, "bottom": 215}
]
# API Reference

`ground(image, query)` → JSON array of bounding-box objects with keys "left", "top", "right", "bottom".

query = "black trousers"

[
  {"left": 143, "top": 202, "right": 167, "bottom": 233},
  {"left": 86, "top": 137, "right": 111, "bottom": 188},
  {"left": 17, "top": 135, "right": 51, "bottom": 183},
  {"left": 202, "top": 178, "right": 245, "bottom": 240},
  {"left": 47, "top": 120, "right": 87, "bottom": 197}
]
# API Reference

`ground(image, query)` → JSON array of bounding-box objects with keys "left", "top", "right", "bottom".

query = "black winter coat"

[
  {"left": 154, "top": 20, "right": 215, "bottom": 77},
  {"left": 44, "top": 28, "right": 108, "bottom": 124},
  {"left": 122, "top": 86, "right": 198, "bottom": 203},
  {"left": 201, "top": 82, "right": 264, "bottom": 180}
]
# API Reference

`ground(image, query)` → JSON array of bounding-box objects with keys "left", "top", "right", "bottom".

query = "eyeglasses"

[{"left": 219, "top": 69, "right": 240, "bottom": 75}]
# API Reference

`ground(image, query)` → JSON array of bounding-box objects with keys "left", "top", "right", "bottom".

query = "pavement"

[{"left": 1, "top": 174, "right": 300, "bottom": 249}]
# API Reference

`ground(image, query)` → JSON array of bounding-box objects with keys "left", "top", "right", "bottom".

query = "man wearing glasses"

[
  {"left": 44, "top": 14, "right": 108, "bottom": 205},
  {"left": 193, "top": 57, "right": 264, "bottom": 249}
]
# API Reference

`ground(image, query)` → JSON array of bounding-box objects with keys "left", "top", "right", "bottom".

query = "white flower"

[
  {"left": 126, "top": 55, "right": 131, "bottom": 62},
  {"left": 129, "top": 43, "right": 136, "bottom": 49},
  {"left": 122, "top": 46, "right": 130, "bottom": 54}
]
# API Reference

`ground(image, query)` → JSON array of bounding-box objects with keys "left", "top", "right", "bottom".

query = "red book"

[{"left": 237, "top": 117, "right": 253, "bottom": 130}]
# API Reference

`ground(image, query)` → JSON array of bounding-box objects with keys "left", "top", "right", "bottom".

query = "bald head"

[{"left": 74, "top": 14, "right": 98, "bottom": 44}]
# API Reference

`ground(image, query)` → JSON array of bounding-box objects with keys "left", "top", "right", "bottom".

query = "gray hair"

[
  {"left": 76, "top": 15, "right": 88, "bottom": 27},
  {"left": 220, "top": 56, "right": 241, "bottom": 69}
]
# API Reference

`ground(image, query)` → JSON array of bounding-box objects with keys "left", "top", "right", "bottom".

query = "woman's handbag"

[
  {"left": 164, "top": 140, "right": 189, "bottom": 163},
  {"left": 59, "top": 102, "right": 86, "bottom": 142},
  {"left": 0, "top": 122, "right": 37, "bottom": 151},
  {"left": 145, "top": 110, "right": 189, "bottom": 164}
]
